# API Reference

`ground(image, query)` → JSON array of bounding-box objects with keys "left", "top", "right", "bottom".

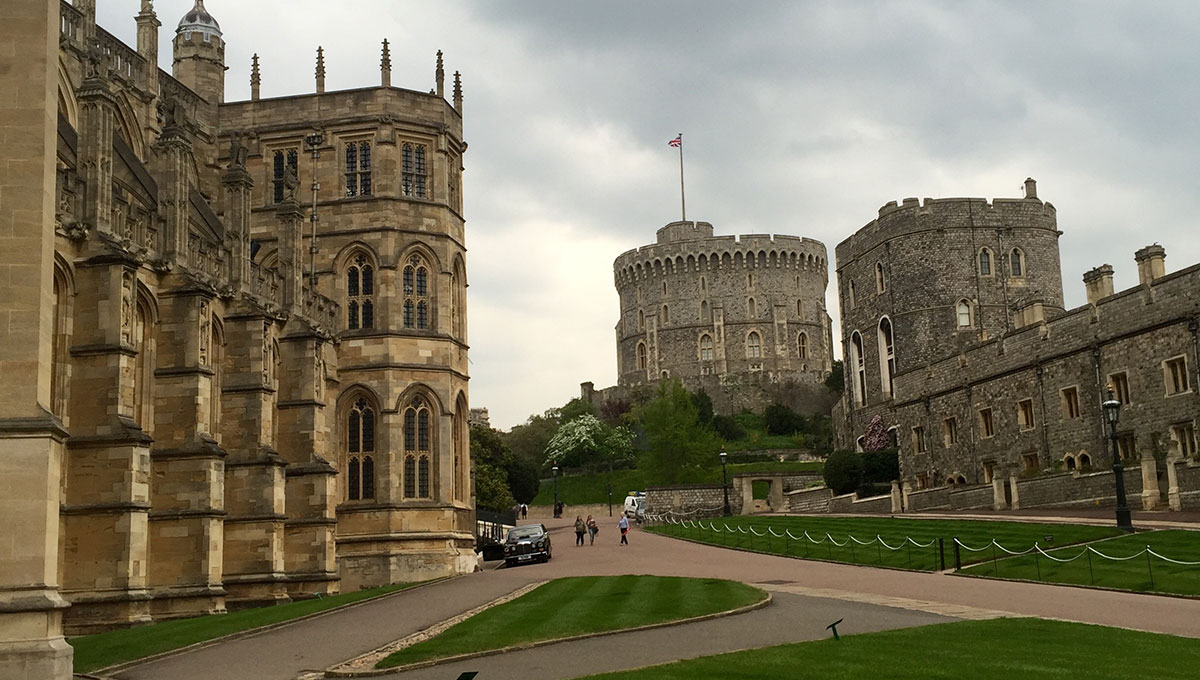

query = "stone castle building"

[
  {"left": 1, "top": 2, "right": 473, "bottom": 671},
  {"left": 833, "top": 180, "right": 1200, "bottom": 512},
  {"left": 587, "top": 220, "right": 834, "bottom": 415}
]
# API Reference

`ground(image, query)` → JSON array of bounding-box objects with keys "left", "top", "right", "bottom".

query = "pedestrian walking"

[
  {"left": 520, "top": 503, "right": 528, "bottom": 519},
  {"left": 574, "top": 516, "right": 586, "bottom": 546},
  {"left": 618, "top": 514, "right": 630, "bottom": 545},
  {"left": 586, "top": 515, "right": 598, "bottom": 545}
]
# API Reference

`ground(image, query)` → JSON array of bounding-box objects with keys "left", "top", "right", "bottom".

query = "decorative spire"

[
  {"left": 315, "top": 46, "right": 325, "bottom": 94},
  {"left": 435, "top": 50, "right": 445, "bottom": 98},
  {"left": 250, "top": 54, "right": 261, "bottom": 100},
  {"left": 381, "top": 39, "right": 392, "bottom": 88},
  {"left": 452, "top": 70, "right": 462, "bottom": 114}
]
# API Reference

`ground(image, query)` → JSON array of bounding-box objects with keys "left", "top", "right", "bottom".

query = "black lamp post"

[
  {"left": 552, "top": 465, "right": 560, "bottom": 518},
  {"left": 1102, "top": 387, "right": 1134, "bottom": 532},
  {"left": 720, "top": 448, "right": 731, "bottom": 516}
]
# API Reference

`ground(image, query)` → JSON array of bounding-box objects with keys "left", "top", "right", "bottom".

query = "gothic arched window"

[
  {"left": 747, "top": 331, "right": 762, "bottom": 359},
  {"left": 1010, "top": 248, "right": 1025, "bottom": 277},
  {"left": 346, "top": 253, "right": 374, "bottom": 330},
  {"left": 875, "top": 261, "right": 886, "bottom": 293},
  {"left": 878, "top": 317, "right": 895, "bottom": 398},
  {"left": 346, "top": 397, "right": 376, "bottom": 500},
  {"left": 979, "top": 248, "right": 993, "bottom": 276},
  {"left": 637, "top": 341, "right": 647, "bottom": 370},
  {"left": 850, "top": 331, "right": 866, "bottom": 406},
  {"left": 797, "top": 332, "right": 808, "bottom": 359},
  {"left": 403, "top": 255, "right": 430, "bottom": 330},
  {"left": 700, "top": 300, "right": 709, "bottom": 321},
  {"left": 403, "top": 396, "right": 433, "bottom": 499},
  {"left": 699, "top": 334, "right": 714, "bottom": 361},
  {"left": 956, "top": 299, "right": 972, "bottom": 328}
]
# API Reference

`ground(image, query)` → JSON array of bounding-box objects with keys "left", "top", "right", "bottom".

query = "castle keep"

[
  {"left": 589, "top": 220, "right": 833, "bottom": 414},
  {"left": 0, "top": 3, "right": 473, "bottom": 671},
  {"left": 834, "top": 181, "right": 1200, "bottom": 513}
]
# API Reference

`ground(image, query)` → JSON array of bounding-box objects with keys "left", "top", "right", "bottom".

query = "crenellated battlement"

[{"left": 615, "top": 225, "right": 827, "bottom": 286}]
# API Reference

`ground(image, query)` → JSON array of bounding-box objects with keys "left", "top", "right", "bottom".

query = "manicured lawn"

[
  {"left": 651, "top": 516, "right": 1122, "bottom": 571},
  {"left": 960, "top": 529, "right": 1200, "bottom": 596},
  {"left": 376, "top": 576, "right": 766, "bottom": 668},
  {"left": 71, "top": 582, "right": 421, "bottom": 673},
  {"left": 577, "top": 618, "right": 1200, "bottom": 680},
  {"left": 531, "top": 461, "right": 823, "bottom": 505}
]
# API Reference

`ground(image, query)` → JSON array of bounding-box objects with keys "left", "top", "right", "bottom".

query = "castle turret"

[{"left": 172, "top": 0, "right": 225, "bottom": 103}]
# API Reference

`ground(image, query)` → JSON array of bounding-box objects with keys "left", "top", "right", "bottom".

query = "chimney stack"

[
  {"left": 1083, "top": 264, "right": 1114, "bottom": 305},
  {"left": 1023, "top": 177, "right": 1038, "bottom": 200},
  {"left": 1134, "top": 244, "right": 1166, "bottom": 285}
]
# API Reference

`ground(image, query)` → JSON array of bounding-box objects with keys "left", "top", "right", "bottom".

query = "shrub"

[
  {"left": 712, "top": 414, "right": 746, "bottom": 441},
  {"left": 764, "top": 403, "right": 806, "bottom": 435},
  {"left": 823, "top": 451, "right": 863, "bottom": 495},
  {"left": 861, "top": 448, "right": 899, "bottom": 484}
]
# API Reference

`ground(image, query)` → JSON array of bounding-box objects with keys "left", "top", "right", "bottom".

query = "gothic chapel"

[{"left": 0, "top": 3, "right": 474, "bottom": 669}]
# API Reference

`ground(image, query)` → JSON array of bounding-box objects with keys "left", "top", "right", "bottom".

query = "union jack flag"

[{"left": 668, "top": 135, "right": 682, "bottom": 148}]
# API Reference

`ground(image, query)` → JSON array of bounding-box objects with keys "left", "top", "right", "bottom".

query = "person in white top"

[{"left": 618, "top": 514, "right": 630, "bottom": 545}]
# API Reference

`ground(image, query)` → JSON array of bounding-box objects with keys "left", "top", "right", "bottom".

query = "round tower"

[{"left": 172, "top": 0, "right": 225, "bottom": 103}]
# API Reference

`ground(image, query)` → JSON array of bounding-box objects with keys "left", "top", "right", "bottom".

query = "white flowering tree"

[{"left": 544, "top": 414, "right": 634, "bottom": 470}]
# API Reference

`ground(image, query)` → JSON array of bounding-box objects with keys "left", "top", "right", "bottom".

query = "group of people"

[{"left": 574, "top": 514, "right": 631, "bottom": 546}]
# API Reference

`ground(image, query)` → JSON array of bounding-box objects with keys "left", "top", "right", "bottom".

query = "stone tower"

[{"left": 172, "top": 0, "right": 225, "bottom": 104}]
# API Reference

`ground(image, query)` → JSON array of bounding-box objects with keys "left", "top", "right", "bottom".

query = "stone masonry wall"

[
  {"left": 646, "top": 484, "right": 741, "bottom": 517},
  {"left": 907, "top": 487, "right": 951, "bottom": 511},
  {"left": 949, "top": 485, "right": 994, "bottom": 510},
  {"left": 786, "top": 486, "right": 833, "bottom": 513},
  {"left": 1014, "top": 470, "right": 1145, "bottom": 509}
]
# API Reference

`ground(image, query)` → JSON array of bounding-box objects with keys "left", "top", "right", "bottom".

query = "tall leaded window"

[
  {"left": 637, "top": 341, "right": 647, "bottom": 370},
  {"left": 700, "top": 300, "right": 709, "bottom": 320},
  {"left": 699, "top": 334, "right": 714, "bottom": 361},
  {"left": 747, "top": 331, "right": 761, "bottom": 359},
  {"left": 956, "top": 300, "right": 972, "bottom": 328},
  {"left": 851, "top": 331, "right": 866, "bottom": 406},
  {"left": 797, "top": 332, "right": 808, "bottom": 359},
  {"left": 402, "top": 142, "right": 429, "bottom": 198},
  {"left": 346, "top": 397, "right": 376, "bottom": 501},
  {"left": 878, "top": 317, "right": 895, "bottom": 397},
  {"left": 979, "top": 248, "right": 993, "bottom": 276},
  {"left": 403, "top": 396, "right": 433, "bottom": 499},
  {"left": 346, "top": 253, "right": 374, "bottom": 330},
  {"left": 345, "top": 141, "right": 372, "bottom": 197},
  {"left": 875, "top": 261, "right": 886, "bottom": 293},
  {"left": 403, "top": 255, "right": 430, "bottom": 330},
  {"left": 1010, "top": 248, "right": 1025, "bottom": 277},
  {"left": 272, "top": 148, "right": 298, "bottom": 203}
]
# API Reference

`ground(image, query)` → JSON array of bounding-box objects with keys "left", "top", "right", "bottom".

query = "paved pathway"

[{"left": 113, "top": 516, "right": 1200, "bottom": 680}]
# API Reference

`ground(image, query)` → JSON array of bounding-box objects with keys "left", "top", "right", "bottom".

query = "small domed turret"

[{"left": 177, "top": 0, "right": 221, "bottom": 40}]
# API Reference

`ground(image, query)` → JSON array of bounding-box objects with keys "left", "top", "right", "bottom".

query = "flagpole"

[{"left": 677, "top": 132, "right": 686, "bottom": 222}]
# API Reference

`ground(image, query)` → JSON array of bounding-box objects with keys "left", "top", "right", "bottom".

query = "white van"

[{"left": 623, "top": 492, "right": 646, "bottom": 523}]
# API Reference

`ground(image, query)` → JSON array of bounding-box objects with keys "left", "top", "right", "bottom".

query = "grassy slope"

[
  {"left": 578, "top": 618, "right": 1200, "bottom": 680},
  {"left": 532, "top": 461, "right": 823, "bottom": 505},
  {"left": 652, "top": 516, "right": 1123, "bottom": 571},
  {"left": 72, "top": 582, "right": 420, "bottom": 673},
  {"left": 376, "top": 576, "right": 766, "bottom": 668},
  {"left": 961, "top": 529, "right": 1200, "bottom": 596}
]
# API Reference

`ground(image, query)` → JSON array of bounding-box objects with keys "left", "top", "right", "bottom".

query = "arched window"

[
  {"left": 699, "top": 334, "right": 714, "bottom": 361},
  {"left": 797, "top": 332, "right": 808, "bottom": 359},
  {"left": 638, "top": 309, "right": 645, "bottom": 331},
  {"left": 850, "top": 331, "right": 866, "bottom": 406},
  {"left": 403, "top": 255, "right": 430, "bottom": 330},
  {"left": 636, "top": 341, "right": 647, "bottom": 370},
  {"left": 878, "top": 317, "right": 895, "bottom": 398},
  {"left": 849, "top": 280, "right": 857, "bottom": 308},
  {"left": 209, "top": 317, "right": 224, "bottom": 437},
  {"left": 451, "top": 259, "right": 466, "bottom": 339},
  {"left": 956, "top": 300, "right": 972, "bottom": 328},
  {"left": 403, "top": 396, "right": 432, "bottom": 499},
  {"left": 875, "top": 262, "right": 886, "bottom": 293},
  {"left": 346, "top": 253, "right": 374, "bottom": 330},
  {"left": 133, "top": 294, "right": 155, "bottom": 427},
  {"left": 747, "top": 298, "right": 756, "bottom": 317},
  {"left": 1078, "top": 452, "right": 1092, "bottom": 468},
  {"left": 1010, "top": 248, "right": 1025, "bottom": 277},
  {"left": 1065, "top": 455, "right": 1076, "bottom": 471},
  {"left": 747, "top": 331, "right": 761, "bottom": 359},
  {"left": 700, "top": 300, "right": 709, "bottom": 320},
  {"left": 454, "top": 394, "right": 468, "bottom": 502},
  {"left": 51, "top": 268, "right": 72, "bottom": 418},
  {"left": 979, "top": 248, "right": 993, "bottom": 276},
  {"left": 346, "top": 397, "right": 376, "bottom": 500},
  {"left": 796, "top": 300, "right": 803, "bottom": 317},
  {"left": 661, "top": 305, "right": 669, "bottom": 324},
  {"left": 700, "top": 276, "right": 706, "bottom": 291}
]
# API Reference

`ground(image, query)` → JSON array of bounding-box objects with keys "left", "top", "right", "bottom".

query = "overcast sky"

[{"left": 99, "top": 1, "right": 1200, "bottom": 430}]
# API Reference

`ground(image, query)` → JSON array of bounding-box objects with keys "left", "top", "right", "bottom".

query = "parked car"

[{"left": 504, "top": 523, "right": 552, "bottom": 567}]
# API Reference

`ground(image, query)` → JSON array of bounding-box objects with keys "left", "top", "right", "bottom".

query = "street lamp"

[
  {"left": 552, "top": 465, "right": 560, "bottom": 518},
  {"left": 720, "top": 448, "right": 731, "bottom": 516},
  {"left": 1102, "top": 387, "right": 1134, "bottom": 532}
]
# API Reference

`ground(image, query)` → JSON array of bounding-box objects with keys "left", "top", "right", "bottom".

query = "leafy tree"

[
  {"left": 861, "top": 449, "right": 900, "bottom": 484},
  {"left": 823, "top": 450, "right": 863, "bottom": 495},
  {"left": 470, "top": 425, "right": 537, "bottom": 506},
  {"left": 543, "top": 414, "right": 633, "bottom": 470},
  {"left": 638, "top": 379, "right": 721, "bottom": 483},
  {"left": 558, "top": 397, "right": 595, "bottom": 425},
  {"left": 691, "top": 388, "right": 714, "bottom": 425},
  {"left": 825, "top": 360, "right": 844, "bottom": 393},
  {"left": 597, "top": 397, "right": 632, "bottom": 425},
  {"left": 502, "top": 409, "right": 560, "bottom": 464},
  {"left": 712, "top": 414, "right": 746, "bottom": 441},
  {"left": 474, "top": 462, "right": 515, "bottom": 511},
  {"left": 764, "top": 402, "right": 806, "bottom": 435},
  {"left": 505, "top": 456, "right": 541, "bottom": 504},
  {"left": 862, "top": 415, "right": 892, "bottom": 452}
]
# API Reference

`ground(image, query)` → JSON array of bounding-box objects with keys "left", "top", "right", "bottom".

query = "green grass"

[
  {"left": 376, "top": 576, "right": 766, "bottom": 668},
  {"left": 961, "top": 529, "right": 1200, "bottom": 596},
  {"left": 577, "top": 618, "right": 1200, "bottom": 680},
  {"left": 71, "top": 582, "right": 421, "bottom": 673},
  {"left": 724, "top": 432, "right": 803, "bottom": 451},
  {"left": 651, "top": 516, "right": 1123, "bottom": 571},
  {"left": 532, "top": 461, "right": 823, "bottom": 505}
]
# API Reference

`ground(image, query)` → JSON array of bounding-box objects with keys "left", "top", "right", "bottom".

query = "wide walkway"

[{"left": 114, "top": 515, "right": 1200, "bottom": 680}]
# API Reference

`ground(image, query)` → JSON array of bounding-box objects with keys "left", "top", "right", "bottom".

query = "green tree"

[
  {"left": 470, "top": 425, "right": 537, "bottom": 507},
  {"left": 558, "top": 397, "right": 595, "bottom": 424},
  {"left": 543, "top": 414, "right": 634, "bottom": 470},
  {"left": 764, "top": 402, "right": 806, "bottom": 435},
  {"left": 637, "top": 379, "right": 721, "bottom": 483},
  {"left": 502, "top": 409, "right": 560, "bottom": 464},
  {"left": 825, "top": 359, "right": 844, "bottom": 393},
  {"left": 474, "top": 462, "right": 515, "bottom": 511},
  {"left": 823, "top": 450, "right": 863, "bottom": 495},
  {"left": 691, "top": 388, "right": 714, "bottom": 425}
]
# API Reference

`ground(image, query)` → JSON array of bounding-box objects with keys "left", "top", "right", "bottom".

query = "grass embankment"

[
  {"left": 961, "top": 529, "right": 1200, "bottom": 596},
  {"left": 72, "top": 582, "right": 420, "bottom": 673},
  {"left": 376, "top": 576, "right": 766, "bottom": 668},
  {"left": 577, "top": 618, "right": 1200, "bottom": 680},
  {"left": 531, "top": 461, "right": 823, "bottom": 505},
  {"left": 651, "top": 516, "right": 1122, "bottom": 571}
]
